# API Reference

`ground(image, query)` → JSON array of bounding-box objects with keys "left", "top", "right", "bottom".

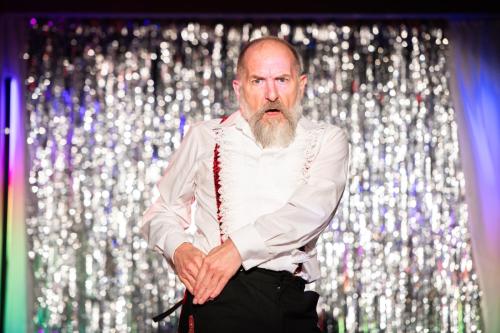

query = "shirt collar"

[{"left": 213, "top": 110, "right": 253, "bottom": 137}]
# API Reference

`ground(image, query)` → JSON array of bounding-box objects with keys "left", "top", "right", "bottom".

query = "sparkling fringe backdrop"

[{"left": 24, "top": 20, "right": 482, "bottom": 332}]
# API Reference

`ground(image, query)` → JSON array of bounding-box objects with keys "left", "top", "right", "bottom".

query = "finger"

[
  {"left": 194, "top": 271, "right": 216, "bottom": 304},
  {"left": 185, "top": 274, "right": 197, "bottom": 291},
  {"left": 209, "top": 276, "right": 228, "bottom": 299},
  {"left": 193, "top": 263, "right": 208, "bottom": 296},
  {"left": 193, "top": 255, "right": 204, "bottom": 270},
  {"left": 196, "top": 272, "right": 219, "bottom": 304},
  {"left": 181, "top": 265, "right": 199, "bottom": 289},
  {"left": 180, "top": 264, "right": 196, "bottom": 284},
  {"left": 193, "top": 277, "right": 210, "bottom": 304},
  {"left": 180, "top": 277, "right": 194, "bottom": 294},
  {"left": 186, "top": 262, "right": 200, "bottom": 281}
]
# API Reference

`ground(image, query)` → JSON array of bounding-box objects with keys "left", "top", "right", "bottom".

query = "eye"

[
  {"left": 276, "top": 77, "right": 289, "bottom": 83},
  {"left": 251, "top": 78, "right": 263, "bottom": 85}
]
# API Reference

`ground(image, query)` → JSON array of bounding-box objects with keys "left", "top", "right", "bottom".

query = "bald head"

[
  {"left": 231, "top": 36, "right": 308, "bottom": 148},
  {"left": 236, "top": 37, "right": 303, "bottom": 78}
]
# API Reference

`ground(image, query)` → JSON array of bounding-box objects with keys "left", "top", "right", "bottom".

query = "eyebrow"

[
  {"left": 248, "top": 74, "right": 292, "bottom": 80},
  {"left": 248, "top": 75, "right": 265, "bottom": 80}
]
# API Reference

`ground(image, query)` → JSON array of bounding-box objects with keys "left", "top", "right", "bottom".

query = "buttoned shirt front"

[{"left": 140, "top": 110, "right": 349, "bottom": 282}]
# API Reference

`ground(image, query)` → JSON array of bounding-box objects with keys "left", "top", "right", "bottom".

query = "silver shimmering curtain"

[{"left": 24, "top": 20, "right": 483, "bottom": 332}]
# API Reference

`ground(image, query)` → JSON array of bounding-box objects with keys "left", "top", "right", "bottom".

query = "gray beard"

[{"left": 244, "top": 102, "right": 302, "bottom": 149}]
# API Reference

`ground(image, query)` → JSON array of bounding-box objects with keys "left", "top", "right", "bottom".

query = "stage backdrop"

[{"left": 23, "top": 20, "right": 482, "bottom": 332}]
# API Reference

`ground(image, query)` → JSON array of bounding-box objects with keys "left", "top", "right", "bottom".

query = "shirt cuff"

[
  {"left": 163, "top": 232, "right": 193, "bottom": 264},
  {"left": 228, "top": 223, "right": 270, "bottom": 270}
]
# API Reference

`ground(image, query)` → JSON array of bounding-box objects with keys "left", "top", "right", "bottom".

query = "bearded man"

[{"left": 141, "top": 36, "right": 349, "bottom": 333}]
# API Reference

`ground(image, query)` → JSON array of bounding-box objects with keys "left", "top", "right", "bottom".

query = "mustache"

[{"left": 258, "top": 101, "right": 285, "bottom": 113}]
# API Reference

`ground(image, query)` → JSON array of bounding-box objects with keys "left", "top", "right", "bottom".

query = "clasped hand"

[{"left": 173, "top": 239, "right": 242, "bottom": 305}]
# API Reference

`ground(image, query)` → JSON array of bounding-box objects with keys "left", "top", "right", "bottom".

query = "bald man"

[{"left": 141, "top": 36, "right": 349, "bottom": 333}]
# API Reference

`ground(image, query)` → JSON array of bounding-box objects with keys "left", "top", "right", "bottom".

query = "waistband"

[{"left": 237, "top": 267, "right": 307, "bottom": 290}]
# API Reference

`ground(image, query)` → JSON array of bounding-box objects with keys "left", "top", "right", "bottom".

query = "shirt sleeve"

[
  {"left": 229, "top": 126, "right": 350, "bottom": 270},
  {"left": 139, "top": 124, "right": 201, "bottom": 269}
]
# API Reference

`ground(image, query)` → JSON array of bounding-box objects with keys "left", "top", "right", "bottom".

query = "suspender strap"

[{"left": 213, "top": 115, "right": 228, "bottom": 244}]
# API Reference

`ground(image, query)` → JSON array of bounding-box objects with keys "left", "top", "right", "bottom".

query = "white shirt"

[{"left": 140, "top": 110, "right": 349, "bottom": 282}]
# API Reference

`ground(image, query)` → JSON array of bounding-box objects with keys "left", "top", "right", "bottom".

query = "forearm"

[
  {"left": 141, "top": 215, "right": 192, "bottom": 259},
  {"left": 230, "top": 181, "right": 345, "bottom": 269},
  {"left": 140, "top": 195, "right": 194, "bottom": 268},
  {"left": 140, "top": 123, "right": 202, "bottom": 267},
  {"left": 230, "top": 127, "right": 349, "bottom": 270}
]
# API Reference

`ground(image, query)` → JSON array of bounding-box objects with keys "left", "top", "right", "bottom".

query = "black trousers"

[{"left": 178, "top": 267, "right": 321, "bottom": 333}]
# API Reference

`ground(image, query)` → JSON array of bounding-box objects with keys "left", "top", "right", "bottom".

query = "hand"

[
  {"left": 173, "top": 242, "right": 206, "bottom": 294},
  {"left": 193, "top": 239, "right": 242, "bottom": 305}
]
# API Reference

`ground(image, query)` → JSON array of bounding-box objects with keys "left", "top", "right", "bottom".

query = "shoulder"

[
  {"left": 299, "top": 118, "right": 349, "bottom": 162},
  {"left": 184, "top": 117, "right": 226, "bottom": 139},
  {"left": 299, "top": 117, "right": 348, "bottom": 143},
  {"left": 324, "top": 123, "right": 348, "bottom": 144}
]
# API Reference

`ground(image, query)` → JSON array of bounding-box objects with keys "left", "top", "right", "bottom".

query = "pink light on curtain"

[{"left": 449, "top": 20, "right": 500, "bottom": 333}]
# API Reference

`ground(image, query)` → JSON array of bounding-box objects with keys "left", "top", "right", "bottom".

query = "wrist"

[
  {"left": 225, "top": 239, "right": 242, "bottom": 261},
  {"left": 173, "top": 242, "right": 192, "bottom": 263}
]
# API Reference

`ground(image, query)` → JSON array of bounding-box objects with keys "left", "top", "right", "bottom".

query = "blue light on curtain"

[{"left": 449, "top": 20, "right": 500, "bottom": 333}]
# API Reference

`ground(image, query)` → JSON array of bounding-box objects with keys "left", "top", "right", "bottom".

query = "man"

[{"left": 140, "top": 36, "right": 349, "bottom": 333}]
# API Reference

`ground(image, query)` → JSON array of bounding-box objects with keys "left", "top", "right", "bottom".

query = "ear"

[
  {"left": 299, "top": 74, "right": 307, "bottom": 97},
  {"left": 232, "top": 79, "right": 241, "bottom": 100}
]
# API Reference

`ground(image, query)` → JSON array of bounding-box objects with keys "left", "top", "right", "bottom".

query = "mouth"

[{"left": 264, "top": 108, "right": 281, "bottom": 114}]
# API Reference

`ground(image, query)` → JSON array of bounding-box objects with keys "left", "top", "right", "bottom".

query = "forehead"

[{"left": 242, "top": 41, "right": 297, "bottom": 76}]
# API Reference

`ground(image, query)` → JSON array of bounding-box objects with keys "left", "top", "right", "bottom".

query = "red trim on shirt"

[{"left": 213, "top": 116, "right": 228, "bottom": 244}]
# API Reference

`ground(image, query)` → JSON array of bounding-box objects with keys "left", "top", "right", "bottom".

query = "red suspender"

[{"left": 213, "top": 116, "right": 228, "bottom": 244}]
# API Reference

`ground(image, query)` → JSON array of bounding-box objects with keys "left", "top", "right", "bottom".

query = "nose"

[{"left": 265, "top": 80, "right": 278, "bottom": 102}]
